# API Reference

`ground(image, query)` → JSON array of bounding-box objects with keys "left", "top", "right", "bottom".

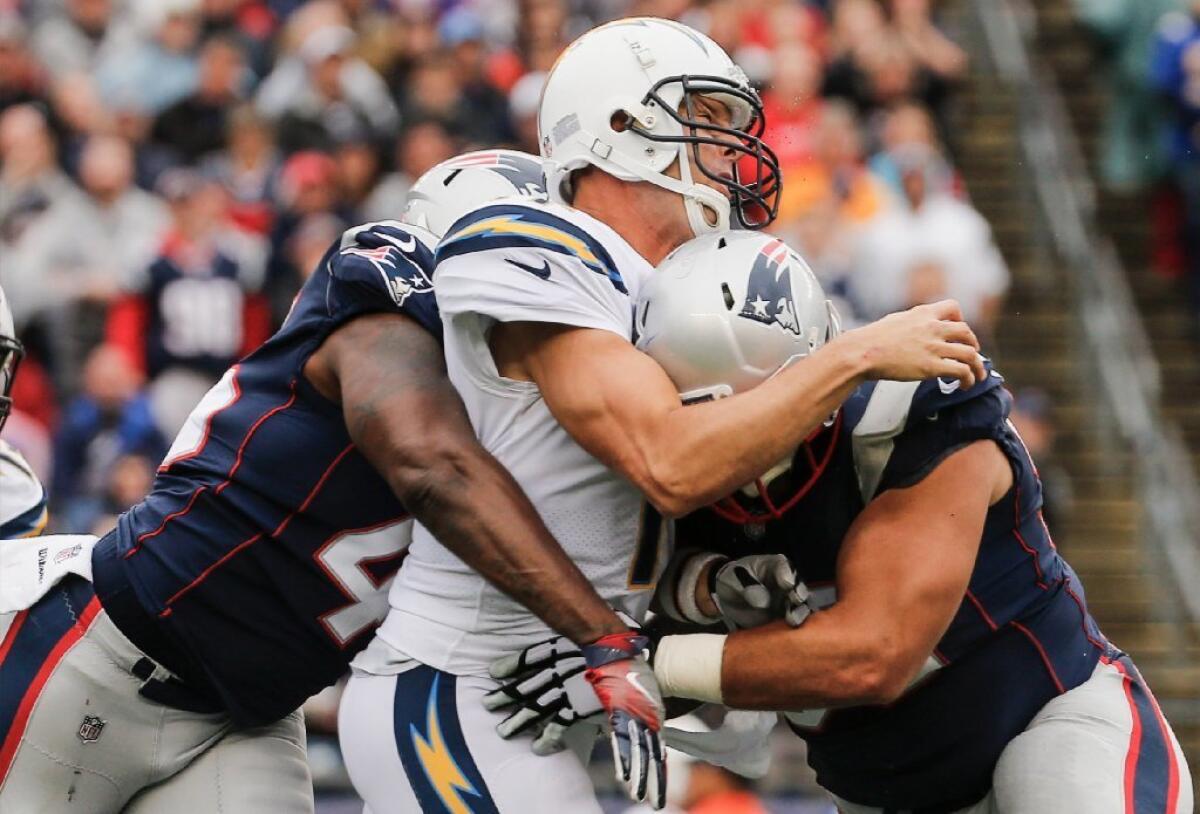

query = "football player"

[
  {"left": 0, "top": 151, "right": 654, "bottom": 813},
  {"left": 339, "top": 17, "right": 987, "bottom": 814},
  {"left": 489, "top": 232, "right": 1193, "bottom": 813},
  {"left": 0, "top": 284, "right": 46, "bottom": 540}
]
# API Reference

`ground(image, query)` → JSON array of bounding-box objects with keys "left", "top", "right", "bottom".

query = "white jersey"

[
  {"left": 374, "top": 199, "right": 667, "bottom": 675},
  {"left": 0, "top": 439, "right": 47, "bottom": 539}
]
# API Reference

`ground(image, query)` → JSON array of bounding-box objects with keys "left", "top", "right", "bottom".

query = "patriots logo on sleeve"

[
  {"left": 340, "top": 225, "right": 434, "bottom": 307},
  {"left": 739, "top": 238, "right": 800, "bottom": 336}
]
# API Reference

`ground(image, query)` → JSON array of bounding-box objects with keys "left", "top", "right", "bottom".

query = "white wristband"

[
  {"left": 676, "top": 553, "right": 725, "bottom": 626},
  {"left": 653, "top": 633, "right": 726, "bottom": 705}
]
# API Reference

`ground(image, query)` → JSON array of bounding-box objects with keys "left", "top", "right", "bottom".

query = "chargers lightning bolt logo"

[
  {"left": 739, "top": 238, "right": 801, "bottom": 336},
  {"left": 411, "top": 674, "right": 482, "bottom": 814}
]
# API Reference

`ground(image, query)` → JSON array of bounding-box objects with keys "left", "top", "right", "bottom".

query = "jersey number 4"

[{"left": 314, "top": 519, "right": 414, "bottom": 647}]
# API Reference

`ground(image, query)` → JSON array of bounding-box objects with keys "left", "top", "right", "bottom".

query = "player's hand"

[
  {"left": 711, "top": 554, "right": 805, "bottom": 630},
  {"left": 583, "top": 632, "right": 667, "bottom": 809},
  {"left": 841, "top": 300, "right": 986, "bottom": 389},
  {"left": 484, "top": 636, "right": 603, "bottom": 755}
]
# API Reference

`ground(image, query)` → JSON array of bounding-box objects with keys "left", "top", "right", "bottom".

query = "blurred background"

[{"left": 0, "top": 0, "right": 1198, "bottom": 810}]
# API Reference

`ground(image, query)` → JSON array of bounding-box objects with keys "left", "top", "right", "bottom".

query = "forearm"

[
  {"left": 656, "top": 605, "right": 910, "bottom": 711},
  {"left": 395, "top": 446, "right": 628, "bottom": 645},
  {"left": 642, "top": 340, "right": 866, "bottom": 514}
]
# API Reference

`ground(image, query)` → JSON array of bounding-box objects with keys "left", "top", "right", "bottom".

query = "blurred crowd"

[
  {"left": 1071, "top": 0, "right": 1200, "bottom": 310},
  {"left": 0, "top": 0, "right": 1009, "bottom": 601}
]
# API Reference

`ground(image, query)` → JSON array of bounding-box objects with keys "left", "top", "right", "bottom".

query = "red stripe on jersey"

[
  {"left": 0, "top": 597, "right": 102, "bottom": 784},
  {"left": 161, "top": 443, "right": 356, "bottom": 611},
  {"left": 1010, "top": 620, "right": 1064, "bottom": 694},
  {"left": 160, "top": 365, "right": 243, "bottom": 473},
  {"left": 964, "top": 590, "right": 998, "bottom": 631},
  {"left": 126, "top": 486, "right": 209, "bottom": 559},
  {"left": 1012, "top": 485, "right": 1047, "bottom": 589},
  {"left": 217, "top": 384, "right": 298, "bottom": 492}
]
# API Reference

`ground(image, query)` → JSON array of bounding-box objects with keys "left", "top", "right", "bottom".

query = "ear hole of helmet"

[{"left": 610, "top": 110, "right": 634, "bottom": 133}]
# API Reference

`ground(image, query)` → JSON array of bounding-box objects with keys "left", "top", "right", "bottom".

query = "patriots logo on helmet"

[
  {"left": 442, "top": 152, "right": 547, "bottom": 199},
  {"left": 739, "top": 238, "right": 800, "bottom": 336}
]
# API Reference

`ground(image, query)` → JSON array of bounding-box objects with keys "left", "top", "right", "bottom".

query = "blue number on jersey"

[{"left": 102, "top": 222, "right": 439, "bottom": 725}]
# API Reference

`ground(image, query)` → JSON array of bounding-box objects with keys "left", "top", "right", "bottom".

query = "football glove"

[
  {"left": 486, "top": 631, "right": 667, "bottom": 809},
  {"left": 484, "top": 635, "right": 602, "bottom": 755},
  {"left": 714, "top": 553, "right": 816, "bottom": 629}
]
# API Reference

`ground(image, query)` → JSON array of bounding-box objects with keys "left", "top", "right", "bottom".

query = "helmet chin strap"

[
  {"left": 674, "top": 142, "right": 731, "bottom": 236},
  {"left": 578, "top": 129, "right": 731, "bottom": 236}
]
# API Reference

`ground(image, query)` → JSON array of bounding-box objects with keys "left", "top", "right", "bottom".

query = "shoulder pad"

[
  {"left": 0, "top": 443, "right": 47, "bottom": 538},
  {"left": 850, "top": 359, "right": 1006, "bottom": 501},
  {"left": 906, "top": 359, "right": 1005, "bottom": 425},
  {"left": 436, "top": 202, "right": 627, "bottom": 294},
  {"left": 332, "top": 221, "right": 437, "bottom": 310}
]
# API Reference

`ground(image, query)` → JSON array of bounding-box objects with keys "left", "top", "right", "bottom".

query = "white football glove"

[{"left": 483, "top": 636, "right": 602, "bottom": 755}]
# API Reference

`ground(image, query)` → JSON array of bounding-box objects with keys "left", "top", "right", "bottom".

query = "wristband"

[
  {"left": 675, "top": 553, "right": 726, "bottom": 626},
  {"left": 652, "top": 633, "right": 726, "bottom": 704}
]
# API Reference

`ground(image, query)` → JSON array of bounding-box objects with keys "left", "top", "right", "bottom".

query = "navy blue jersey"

[
  {"left": 96, "top": 221, "right": 439, "bottom": 725},
  {"left": 136, "top": 234, "right": 262, "bottom": 379},
  {"left": 676, "top": 365, "right": 1108, "bottom": 811}
]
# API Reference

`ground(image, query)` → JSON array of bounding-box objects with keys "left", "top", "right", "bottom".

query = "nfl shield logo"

[{"left": 77, "top": 715, "right": 105, "bottom": 744}]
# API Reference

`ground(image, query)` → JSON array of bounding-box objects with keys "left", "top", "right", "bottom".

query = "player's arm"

[
  {"left": 495, "top": 300, "right": 985, "bottom": 518},
  {"left": 305, "top": 311, "right": 627, "bottom": 645},
  {"left": 655, "top": 439, "right": 1012, "bottom": 709}
]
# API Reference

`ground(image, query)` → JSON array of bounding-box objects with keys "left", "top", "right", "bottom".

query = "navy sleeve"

[
  {"left": 876, "top": 368, "right": 1012, "bottom": 496},
  {"left": 325, "top": 222, "right": 442, "bottom": 338}
]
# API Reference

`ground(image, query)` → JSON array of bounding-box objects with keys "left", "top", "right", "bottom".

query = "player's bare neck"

[{"left": 571, "top": 172, "right": 690, "bottom": 266}]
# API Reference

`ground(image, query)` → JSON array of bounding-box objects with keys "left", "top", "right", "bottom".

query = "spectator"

[
  {"left": 95, "top": 0, "right": 202, "bottom": 118},
  {"left": 1009, "top": 388, "right": 1074, "bottom": 538},
  {"left": 203, "top": 104, "right": 281, "bottom": 235},
  {"left": 778, "top": 101, "right": 893, "bottom": 228},
  {"left": 256, "top": 22, "right": 399, "bottom": 153},
  {"left": 85, "top": 451, "right": 158, "bottom": 537},
  {"left": 266, "top": 151, "right": 351, "bottom": 325},
  {"left": 151, "top": 34, "right": 248, "bottom": 165},
  {"left": 847, "top": 144, "right": 1009, "bottom": 336},
  {"left": 1150, "top": 2, "right": 1200, "bottom": 320},
  {"left": 508, "top": 70, "right": 546, "bottom": 154},
  {"left": 31, "top": 0, "right": 139, "bottom": 82},
  {"left": 362, "top": 118, "right": 456, "bottom": 223},
  {"left": 0, "top": 105, "right": 75, "bottom": 250},
  {"left": 762, "top": 42, "right": 826, "bottom": 175},
  {"left": 50, "top": 344, "right": 165, "bottom": 532},
  {"left": 9, "top": 134, "right": 170, "bottom": 387},
  {"left": 107, "top": 169, "right": 269, "bottom": 437},
  {"left": 0, "top": 15, "right": 46, "bottom": 113},
  {"left": 1074, "top": 0, "right": 1179, "bottom": 190},
  {"left": 440, "top": 7, "right": 513, "bottom": 145}
]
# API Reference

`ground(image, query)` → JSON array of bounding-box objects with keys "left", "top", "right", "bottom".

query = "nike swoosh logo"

[
  {"left": 937, "top": 378, "right": 962, "bottom": 395},
  {"left": 379, "top": 232, "right": 417, "bottom": 252},
  {"left": 506, "top": 257, "right": 551, "bottom": 279}
]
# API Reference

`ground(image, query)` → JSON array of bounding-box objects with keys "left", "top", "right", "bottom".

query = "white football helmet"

[
  {"left": 635, "top": 231, "right": 839, "bottom": 403},
  {"left": 538, "top": 17, "right": 781, "bottom": 236},
  {"left": 0, "top": 284, "right": 23, "bottom": 433},
  {"left": 402, "top": 149, "right": 548, "bottom": 238}
]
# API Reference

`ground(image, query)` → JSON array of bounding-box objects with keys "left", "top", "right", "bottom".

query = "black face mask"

[
  {"left": 0, "top": 333, "right": 23, "bottom": 434},
  {"left": 628, "top": 74, "right": 783, "bottom": 229}
]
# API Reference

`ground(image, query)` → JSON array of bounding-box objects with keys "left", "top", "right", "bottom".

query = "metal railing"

[{"left": 967, "top": 0, "right": 1200, "bottom": 627}]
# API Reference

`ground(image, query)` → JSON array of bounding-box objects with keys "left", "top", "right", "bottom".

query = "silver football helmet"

[
  {"left": 0, "top": 284, "right": 23, "bottom": 434},
  {"left": 636, "top": 231, "right": 841, "bottom": 524},
  {"left": 402, "top": 149, "right": 548, "bottom": 238},
  {"left": 635, "top": 231, "right": 839, "bottom": 403}
]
